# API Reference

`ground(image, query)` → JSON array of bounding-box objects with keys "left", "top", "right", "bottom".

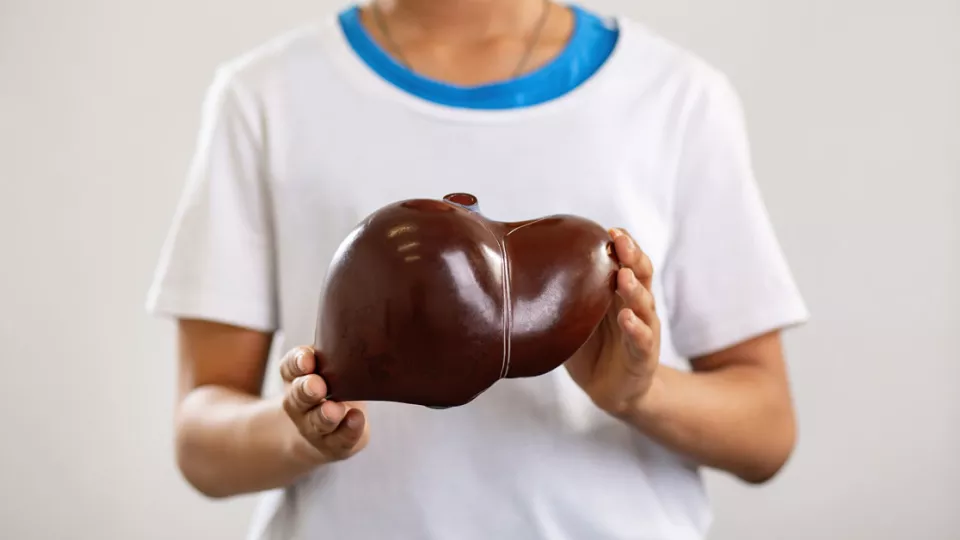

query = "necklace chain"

[{"left": 370, "top": 0, "right": 552, "bottom": 79}]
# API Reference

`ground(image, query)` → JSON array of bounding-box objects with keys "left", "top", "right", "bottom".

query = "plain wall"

[{"left": 1, "top": 0, "right": 957, "bottom": 538}]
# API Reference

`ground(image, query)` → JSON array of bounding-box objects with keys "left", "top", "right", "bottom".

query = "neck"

[{"left": 374, "top": 0, "right": 549, "bottom": 40}]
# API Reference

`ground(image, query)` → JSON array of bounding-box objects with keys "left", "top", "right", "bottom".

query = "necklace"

[{"left": 369, "top": 0, "right": 552, "bottom": 79}]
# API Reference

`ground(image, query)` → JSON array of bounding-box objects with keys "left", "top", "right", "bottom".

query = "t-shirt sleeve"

[
  {"left": 145, "top": 67, "right": 278, "bottom": 333},
  {"left": 661, "top": 69, "right": 809, "bottom": 359}
]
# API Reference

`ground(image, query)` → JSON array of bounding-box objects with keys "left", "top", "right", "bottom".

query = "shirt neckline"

[
  {"left": 336, "top": 4, "right": 617, "bottom": 111},
  {"left": 320, "top": 6, "right": 634, "bottom": 123}
]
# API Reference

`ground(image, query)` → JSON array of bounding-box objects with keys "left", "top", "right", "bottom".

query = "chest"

[
  {"left": 273, "top": 104, "right": 678, "bottom": 269},
  {"left": 264, "top": 99, "right": 683, "bottom": 364}
]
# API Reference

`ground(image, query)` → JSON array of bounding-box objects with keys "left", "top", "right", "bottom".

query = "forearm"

[
  {"left": 624, "top": 364, "right": 797, "bottom": 483},
  {"left": 175, "top": 385, "right": 323, "bottom": 498}
]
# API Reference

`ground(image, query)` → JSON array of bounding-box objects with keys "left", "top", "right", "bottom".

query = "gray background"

[{"left": 1, "top": 0, "right": 957, "bottom": 538}]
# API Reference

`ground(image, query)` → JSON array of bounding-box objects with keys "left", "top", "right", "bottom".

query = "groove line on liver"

[{"left": 474, "top": 217, "right": 511, "bottom": 380}]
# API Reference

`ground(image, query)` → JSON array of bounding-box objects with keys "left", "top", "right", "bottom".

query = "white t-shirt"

[{"left": 147, "top": 9, "right": 808, "bottom": 540}]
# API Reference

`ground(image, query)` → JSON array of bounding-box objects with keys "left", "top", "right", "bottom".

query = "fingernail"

[
  {"left": 620, "top": 272, "right": 636, "bottom": 292},
  {"left": 320, "top": 402, "right": 345, "bottom": 424},
  {"left": 302, "top": 378, "right": 316, "bottom": 397},
  {"left": 296, "top": 352, "right": 307, "bottom": 372}
]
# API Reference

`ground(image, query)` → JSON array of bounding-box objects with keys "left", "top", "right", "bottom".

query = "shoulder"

[
  {"left": 206, "top": 17, "right": 339, "bottom": 99},
  {"left": 610, "top": 16, "right": 745, "bottom": 117}
]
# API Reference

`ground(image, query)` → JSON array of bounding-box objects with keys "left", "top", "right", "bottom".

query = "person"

[{"left": 146, "top": 1, "right": 809, "bottom": 538}]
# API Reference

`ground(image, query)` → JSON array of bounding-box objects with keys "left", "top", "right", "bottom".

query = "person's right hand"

[{"left": 280, "top": 346, "right": 370, "bottom": 463}]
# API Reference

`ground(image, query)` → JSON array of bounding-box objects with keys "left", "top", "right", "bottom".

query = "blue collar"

[{"left": 338, "top": 4, "right": 618, "bottom": 110}]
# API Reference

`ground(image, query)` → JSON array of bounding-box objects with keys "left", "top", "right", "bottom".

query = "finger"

[
  {"left": 616, "top": 268, "right": 656, "bottom": 323},
  {"left": 617, "top": 309, "right": 655, "bottom": 370},
  {"left": 302, "top": 399, "right": 348, "bottom": 437},
  {"left": 283, "top": 374, "right": 328, "bottom": 417},
  {"left": 317, "top": 408, "right": 367, "bottom": 460},
  {"left": 610, "top": 229, "right": 654, "bottom": 291},
  {"left": 279, "top": 346, "right": 316, "bottom": 383}
]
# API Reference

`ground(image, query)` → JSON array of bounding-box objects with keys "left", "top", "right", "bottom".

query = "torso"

[{"left": 233, "top": 8, "right": 716, "bottom": 539}]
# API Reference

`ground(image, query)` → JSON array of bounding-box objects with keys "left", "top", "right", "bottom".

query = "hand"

[
  {"left": 279, "top": 346, "right": 370, "bottom": 464},
  {"left": 565, "top": 228, "right": 662, "bottom": 417}
]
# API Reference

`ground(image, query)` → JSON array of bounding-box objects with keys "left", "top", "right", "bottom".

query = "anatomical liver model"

[{"left": 314, "top": 193, "right": 620, "bottom": 408}]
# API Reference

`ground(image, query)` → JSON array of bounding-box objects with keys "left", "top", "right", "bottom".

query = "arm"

[
  {"left": 611, "top": 69, "right": 804, "bottom": 482},
  {"left": 567, "top": 230, "right": 801, "bottom": 484},
  {"left": 146, "top": 69, "right": 367, "bottom": 498},
  {"left": 623, "top": 332, "right": 797, "bottom": 484},
  {"left": 174, "top": 319, "right": 367, "bottom": 498}
]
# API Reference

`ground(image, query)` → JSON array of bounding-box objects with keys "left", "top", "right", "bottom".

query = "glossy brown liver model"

[{"left": 314, "top": 193, "right": 620, "bottom": 408}]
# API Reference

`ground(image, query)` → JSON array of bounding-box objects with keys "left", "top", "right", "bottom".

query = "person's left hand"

[{"left": 565, "top": 228, "right": 662, "bottom": 417}]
